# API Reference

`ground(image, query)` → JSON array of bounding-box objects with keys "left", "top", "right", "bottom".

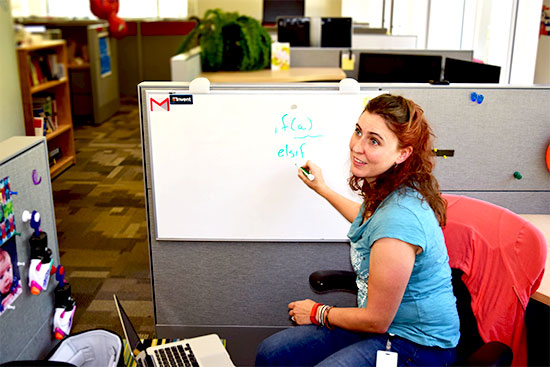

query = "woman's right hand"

[{"left": 297, "top": 160, "right": 326, "bottom": 194}]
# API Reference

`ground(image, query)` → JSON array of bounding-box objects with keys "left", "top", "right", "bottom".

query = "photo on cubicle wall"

[
  {"left": 0, "top": 176, "right": 22, "bottom": 316},
  {"left": 0, "top": 237, "right": 23, "bottom": 316}
]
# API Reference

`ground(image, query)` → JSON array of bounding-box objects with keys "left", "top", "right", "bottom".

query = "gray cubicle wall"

[
  {"left": 290, "top": 48, "right": 474, "bottom": 80},
  {"left": 0, "top": 137, "right": 61, "bottom": 363},
  {"left": 87, "top": 24, "right": 120, "bottom": 124},
  {"left": 139, "top": 82, "right": 549, "bottom": 366}
]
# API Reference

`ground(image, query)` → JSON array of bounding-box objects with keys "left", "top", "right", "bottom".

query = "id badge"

[{"left": 376, "top": 350, "right": 398, "bottom": 367}]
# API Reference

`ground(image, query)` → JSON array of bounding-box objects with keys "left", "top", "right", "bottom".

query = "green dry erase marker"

[{"left": 295, "top": 163, "right": 315, "bottom": 181}]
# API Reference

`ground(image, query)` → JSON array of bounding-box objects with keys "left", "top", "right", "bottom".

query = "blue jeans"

[{"left": 255, "top": 325, "right": 457, "bottom": 367}]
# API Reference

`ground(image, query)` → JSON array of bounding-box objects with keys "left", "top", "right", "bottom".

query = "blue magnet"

[
  {"left": 476, "top": 94, "right": 484, "bottom": 104},
  {"left": 470, "top": 92, "right": 478, "bottom": 102},
  {"left": 30, "top": 210, "right": 41, "bottom": 237}
]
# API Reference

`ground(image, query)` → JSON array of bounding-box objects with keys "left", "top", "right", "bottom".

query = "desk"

[
  {"left": 519, "top": 214, "right": 550, "bottom": 305},
  {"left": 199, "top": 67, "right": 346, "bottom": 83}
]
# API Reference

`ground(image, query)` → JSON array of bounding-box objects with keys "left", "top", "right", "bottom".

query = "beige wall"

[
  {"left": 306, "top": 0, "right": 341, "bottom": 17},
  {"left": 188, "top": 0, "right": 341, "bottom": 21},
  {"left": 0, "top": 0, "right": 25, "bottom": 141}
]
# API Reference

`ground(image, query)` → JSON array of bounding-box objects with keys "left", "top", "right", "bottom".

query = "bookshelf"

[{"left": 17, "top": 40, "right": 76, "bottom": 178}]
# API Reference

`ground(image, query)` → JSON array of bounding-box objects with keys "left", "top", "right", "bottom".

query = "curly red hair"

[{"left": 349, "top": 94, "right": 447, "bottom": 226}]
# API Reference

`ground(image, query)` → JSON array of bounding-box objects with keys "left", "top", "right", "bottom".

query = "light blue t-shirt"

[{"left": 347, "top": 187, "right": 460, "bottom": 348}]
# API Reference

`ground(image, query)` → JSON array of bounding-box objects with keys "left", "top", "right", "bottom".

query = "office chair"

[{"left": 310, "top": 194, "right": 547, "bottom": 366}]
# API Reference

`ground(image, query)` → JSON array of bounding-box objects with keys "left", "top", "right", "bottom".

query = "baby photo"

[{"left": 0, "top": 237, "right": 22, "bottom": 315}]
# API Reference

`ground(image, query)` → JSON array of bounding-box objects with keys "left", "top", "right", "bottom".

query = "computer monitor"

[
  {"left": 444, "top": 58, "right": 501, "bottom": 83},
  {"left": 321, "top": 17, "right": 352, "bottom": 48},
  {"left": 263, "top": 0, "right": 305, "bottom": 25},
  {"left": 357, "top": 53, "right": 443, "bottom": 83},
  {"left": 277, "top": 16, "right": 310, "bottom": 47}
]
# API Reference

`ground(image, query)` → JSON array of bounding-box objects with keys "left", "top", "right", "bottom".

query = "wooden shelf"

[
  {"left": 30, "top": 77, "right": 68, "bottom": 94},
  {"left": 49, "top": 154, "right": 76, "bottom": 179},
  {"left": 68, "top": 63, "right": 90, "bottom": 70},
  {"left": 17, "top": 39, "right": 66, "bottom": 52},
  {"left": 17, "top": 40, "right": 75, "bottom": 178},
  {"left": 46, "top": 123, "right": 71, "bottom": 141}
]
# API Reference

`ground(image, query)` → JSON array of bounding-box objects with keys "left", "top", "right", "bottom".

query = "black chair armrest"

[
  {"left": 309, "top": 270, "right": 358, "bottom": 293},
  {"left": 455, "top": 341, "right": 513, "bottom": 366}
]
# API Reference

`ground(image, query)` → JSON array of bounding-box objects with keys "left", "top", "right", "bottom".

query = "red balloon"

[
  {"left": 90, "top": 0, "right": 119, "bottom": 19},
  {"left": 108, "top": 14, "right": 127, "bottom": 39},
  {"left": 90, "top": 0, "right": 114, "bottom": 19},
  {"left": 90, "top": 0, "right": 126, "bottom": 39}
]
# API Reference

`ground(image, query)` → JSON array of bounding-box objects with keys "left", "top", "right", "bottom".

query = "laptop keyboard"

[{"left": 154, "top": 343, "right": 199, "bottom": 367}]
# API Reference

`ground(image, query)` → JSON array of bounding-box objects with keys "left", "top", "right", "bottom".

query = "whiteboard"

[{"left": 146, "top": 88, "right": 383, "bottom": 241}]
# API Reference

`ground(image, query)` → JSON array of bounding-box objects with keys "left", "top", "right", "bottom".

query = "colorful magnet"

[{"left": 0, "top": 177, "right": 17, "bottom": 246}]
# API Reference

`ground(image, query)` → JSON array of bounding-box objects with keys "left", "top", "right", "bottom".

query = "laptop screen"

[{"left": 114, "top": 294, "right": 143, "bottom": 355}]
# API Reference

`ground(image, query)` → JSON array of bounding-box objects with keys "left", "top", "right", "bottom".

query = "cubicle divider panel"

[
  {"left": 389, "top": 86, "right": 550, "bottom": 199},
  {"left": 87, "top": 24, "right": 120, "bottom": 124},
  {"left": 0, "top": 137, "right": 61, "bottom": 363},
  {"left": 138, "top": 82, "right": 550, "bottom": 365},
  {"left": 145, "top": 189, "right": 357, "bottom": 365}
]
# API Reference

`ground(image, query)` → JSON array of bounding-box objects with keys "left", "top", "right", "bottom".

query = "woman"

[{"left": 255, "top": 94, "right": 459, "bottom": 366}]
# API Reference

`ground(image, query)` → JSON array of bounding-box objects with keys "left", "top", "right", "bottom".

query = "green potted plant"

[{"left": 176, "top": 9, "right": 272, "bottom": 71}]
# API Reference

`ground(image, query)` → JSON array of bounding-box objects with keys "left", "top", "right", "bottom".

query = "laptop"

[{"left": 114, "top": 294, "right": 235, "bottom": 367}]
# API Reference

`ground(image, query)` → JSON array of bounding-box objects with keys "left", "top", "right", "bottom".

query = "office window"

[
  {"left": 11, "top": 0, "right": 187, "bottom": 19},
  {"left": 341, "top": 0, "right": 383, "bottom": 27},
  {"left": 426, "top": 0, "right": 464, "bottom": 49},
  {"left": 118, "top": 0, "right": 157, "bottom": 19},
  {"left": 158, "top": 0, "right": 188, "bottom": 18},
  {"left": 47, "top": 0, "right": 94, "bottom": 19},
  {"left": 391, "top": 0, "right": 429, "bottom": 47},
  {"left": 11, "top": 0, "right": 47, "bottom": 17}
]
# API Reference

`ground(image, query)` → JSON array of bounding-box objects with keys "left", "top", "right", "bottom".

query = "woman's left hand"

[{"left": 288, "top": 299, "right": 316, "bottom": 325}]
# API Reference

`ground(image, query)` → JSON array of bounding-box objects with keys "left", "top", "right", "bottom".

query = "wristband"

[{"left": 310, "top": 303, "right": 321, "bottom": 325}]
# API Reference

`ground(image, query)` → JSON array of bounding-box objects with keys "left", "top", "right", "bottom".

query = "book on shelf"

[
  {"left": 33, "top": 93, "right": 58, "bottom": 134},
  {"left": 48, "top": 146, "right": 63, "bottom": 166},
  {"left": 28, "top": 51, "right": 63, "bottom": 86},
  {"left": 37, "top": 54, "right": 53, "bottom": 81},
  {"left": 44, "top": 50, "right": 64, "bottom": 79},
  {"left": 32, "top": 106, "right": 51, "bottom": 135},
  {"left": 49, "top": 52, "right": 65, "bottom": 79},
  {"left": 28, "top": 55, "right": 39, "bottom": 86},
  {"left": 31, "top": 57, "right": 45, "bottom": 84},
  {"left": 33, "top": 116, "right": 45, "bottom": 137}
]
